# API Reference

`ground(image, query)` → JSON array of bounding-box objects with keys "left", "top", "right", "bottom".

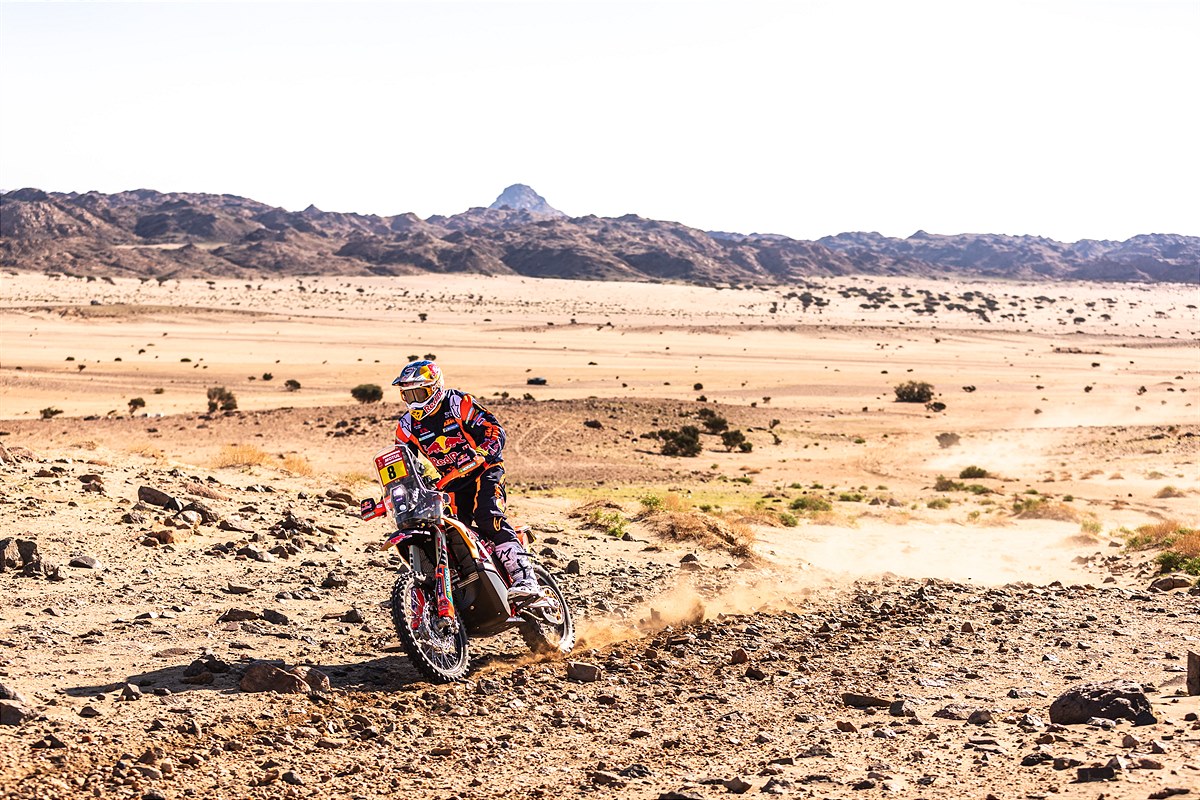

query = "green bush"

[
  {"left": 927, "top": 497, "right": 951, "bottom": 509},
  {"left": 351, "top": 384, "right": 384, "bottom": 404},
  {"left": 40, "top": 407, "right": 63, "bottom": 419},
  {"left": 658, "top": 426, "right": 702, "bottom": 457},
  {"left": 721, "top": 430, "right": 747, "bottom": 451},
  {"left": 959, "top": 466, "right": 989, "bottom": 479},
  {"left": 1155, "top": 551, "right": 1200, "bottom": 575},
  {"left": 778, "top": 512, "right": 799, "bottom": 527},
  {"left": 894, "top": 381, "right": 935, "bottom": 403},
  {"left": 284, "top": 379, "right": 301, "bottom": 392},
  {"left": 128, "top": 397, "right": 145, "bottom": 415},
  {"left": 206, "top": 387, "right": 237, "bottom": 412},
  {"left": 587, "top": 510, "right": 627, "bottom": 538},
  {"left": 790, "top": 496, "right": 832, "bottom": 513}
]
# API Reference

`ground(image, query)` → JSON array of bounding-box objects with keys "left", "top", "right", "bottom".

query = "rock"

[
  {"left": 120, "top": 683, "right": 143, "bottom": 701},
  {"left": 219, "top": 517, "right": 254, "bottom": 534},
  {"left": 744, "top": 665, "right": 767, "bottom": 680},
  {"left": 184, "top": 481, "right": 229, "bottom": 501},
  {"left": 226, "top": 583, "right": 255, "bottom": 595},
  {"left": 176, "top": 510, "right": 203, "bottom": 527},
  {"left": 1049, "top": 680, "right": 1157, "bottom": 726},
  {"left": 262, "top": 609, "right": 291, "bottom": 625},
  {"left": 933, "top": 703, "right": 975, "bottom": 721},
  {"left": 1075, "top": 766, "right": 1116, "bottom": 782},
  {"left": 842, "top": 692, "right": 891, "bottom": 708},
  {"left": 0, "top": 538, "right": 39, "bottom": 572},
  {"left": 0, "top": 682, "right": 29, "bottom": 706},
  {"left": 239, "top": 663, "right": 308, "bottom": 694},
  {"left": 1149, "top": 574, "right": 1193, "bottom": 591},
  {"left": 566, "top": 559, "right": 581, "bottom": 575},
  {"left": 340, "top": 608, "right": 364, "bottom": 624},
  {"left": 282, "top": 771, "right": 304, "bottom": 786},
  {"left": 1189, "top": 651, "right": 1199, "bottom": 697},
  {"left": 289, "top": 666, "right": 330, "bottom": 694},
  {"left": 967, "top": 709, "right": 994, "bottom": 725},
  {"left": 79, "top": 705, "right": 102, "bottom": 718},
  {"left": 69, "top": 555, "right": 102, "bottom": 570},
  {"left": 567, "top": 662, "right": 603, "bottom": 683},
  {"left": 591, "top": 770, "right": 627, "bottom": 787},
  {"left": 218, "top": 608, "right": 261, "bottom": 623},
  {"left": 722, "top": 777, "right": 752, "bottom": 794},
  {"left": 836, "top": 720, "right": 858, "bottom": 733},
  {"left": 0, "top": 700, "right": 33, "bottom": 726},
  {"left": 138, "top": 486, "right": 183, "bottom": 511},
  {"left": 889, "top": 700, "right": 918, "bottom": 717},
  {"left": 729, "top": 648, "right": 750, "bottom": 665},
  {"left": 321, "top": 572, "right": 348, "bottom": 589},
  {"left": 179, "top": 500, "right": 218, "bottom": 523}
]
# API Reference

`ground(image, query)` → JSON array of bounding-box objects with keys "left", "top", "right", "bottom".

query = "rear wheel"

[
  {"left": 390, "top": 571, "right": 471, "bottom": 683},
  {"left": 519, "top": 565, "right": 576, "bottom": 655}
]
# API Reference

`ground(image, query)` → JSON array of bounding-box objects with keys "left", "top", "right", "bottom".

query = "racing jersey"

[{"left": 394, "top": 389, "right": 505, "bottom": 489}]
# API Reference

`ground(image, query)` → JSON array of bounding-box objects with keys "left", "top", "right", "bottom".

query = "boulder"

[
  {"left": 290, "top": 666, "right": 330, "bottom": 694},
  {"left": 566, "top": 662, "right": 603, "bottom": 683},
  {"left": 0, "top": 700, "right": 34, "bottom": 726},
  {"left": 1149, "top": 574, "right": 1193, "bottom": 592},
  {"left": 0, "top": 682, "right": 29, "bottom": 705},
  {"left": 239, "top": 663, "right": 309, "bottom": 694},
  {"left": 138, "top": 486, "right": 182, "bottom": 511},
  {"left": 0, "top": 538, "right": 39, "bottom": 572},
  {"left": 1049, "top": 680, "right": 1156, "bottom": 726}
]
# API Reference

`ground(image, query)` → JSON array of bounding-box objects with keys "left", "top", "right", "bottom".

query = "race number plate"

[{"left": 374, "top": 447, "right": 409, "bottom": 486}]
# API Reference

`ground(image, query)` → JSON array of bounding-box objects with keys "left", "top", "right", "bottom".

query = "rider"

[{"left": 391, "top": 360, "right": 539, "bottom": 599}]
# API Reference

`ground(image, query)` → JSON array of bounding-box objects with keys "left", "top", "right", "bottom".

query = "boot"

[{"left": 493, "top": 541, "right": 539, "bottom": 599}]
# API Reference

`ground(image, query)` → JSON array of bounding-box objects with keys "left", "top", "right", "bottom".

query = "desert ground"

[{"left": 0, "top": 272, "right": 1197, "bottom": 800}]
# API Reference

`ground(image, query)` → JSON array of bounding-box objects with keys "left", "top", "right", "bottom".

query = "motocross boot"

[{"left": 493, "top": 541, "right": 539, "bottom": 600}]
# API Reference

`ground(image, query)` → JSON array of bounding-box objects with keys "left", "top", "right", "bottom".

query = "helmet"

[{"left": 392, "top": 360, "right": 445, "bottom": 421}]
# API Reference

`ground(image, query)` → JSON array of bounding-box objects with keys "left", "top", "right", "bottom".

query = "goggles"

[{"left": 399, "top": 385, "right": 434, "bottom": 405}]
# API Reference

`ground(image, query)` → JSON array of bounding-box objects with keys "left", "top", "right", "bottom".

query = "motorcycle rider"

[{"left": 391, "top": 360, "right": 540, "bottom": 599}]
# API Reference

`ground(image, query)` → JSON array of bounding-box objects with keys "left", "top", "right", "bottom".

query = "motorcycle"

[{"left": 359, "top": 444, "right": 575, "bottom": 682}]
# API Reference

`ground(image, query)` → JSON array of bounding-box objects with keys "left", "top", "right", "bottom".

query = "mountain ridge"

[{"left": 1, "top": 187, "right": 1195, "bottom": 284}]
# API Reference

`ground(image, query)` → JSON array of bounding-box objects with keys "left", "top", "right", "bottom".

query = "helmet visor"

[{"left": 400, "top": 386, "right": 434, "bottom": 405}]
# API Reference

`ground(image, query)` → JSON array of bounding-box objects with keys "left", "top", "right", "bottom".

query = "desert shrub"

[
  {"left": 959, "top": 466, "right": 990, "bottom": 479},
  {"left": 936, "top": 432, "right": 961, "bottom": 449},
  {"left": 407, "top": 354, "right": 420, "bottom": 362},
  {"left": 261, "top": 372, "right": 274, "bottom": 381},
  {"left": 927, "top": 498, "right": 951, "bottom": 509},
  {"left": 40, "top": 407, "right": 63, "bottom": 419},
  {"left": 693, "top": 382, "right": 704, "bottom": 391},
  {"left": 1079, "top": 518, "right": 1103, "bottom": 536},
  {"left": 721, "top": 430, "right": 747, "bottom": 451},
  {"left": 585, "top": 509, "right": 627, "bottom": 538},
  {"left": 644, "top": 510, "right": 754, "bottom": 559},
  {"left": 838, "top": 492, "right": 865, "bottom": 502},
  {"left": 1012, "top": 496, "right": 1079, "bottom": 521},
  {"left": 128, "top": 397, "right": 145, "bottom": 415},
  {"left": 1155, "top": 551, "right": 1200, "bottom": 575},
  {"left": 926, "top": 401, "right": 947, "bottom": 412},
  {"left": 280, "top": 454, "right": 314, "bottom": 476},
  {"left": 351, "top": 384, "right": 383, "bottom": 404},
  {"left": 658, "top": 426, "right": 702, "bottom": 457},
  {"left": 213, "top": 444, "right": 270, "bottom": 467},
  {"left": 284, "top": 379, "right": 301, "bottom": 392},
  {"left": 790, "top": 495, "right": 832, "bottom": 513},
  {"left": 895, "top": 381, "right": 935, "bottom": 403},
  {"left": 1155, "top": 485, "right": 1186, "bottom": 499},
  {"left": 778, "top": 511, "right": 799, "bottom": 527},
  {"left": 639, "top": 494, "right": 664, "bottom": 512},
  {"left": 934, "top": 476, "right": 962, "bottom": 492},
  {"left": 153, "top": 387, "right": 164, "bottom": 394},
  {"left": 1124, "top": 520, "right": 1192, "bottom": 550},
  {"left": 206, "top": 386, "right": 237, "bottom": 412}
]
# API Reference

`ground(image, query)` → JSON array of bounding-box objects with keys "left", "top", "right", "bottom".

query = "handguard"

[{"left": 360, "top": 497, "right": 386, "bottom": 520}]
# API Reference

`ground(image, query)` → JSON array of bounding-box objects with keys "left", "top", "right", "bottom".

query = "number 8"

[{"left": 386, "top": 465, "right": 397, "bottom": 480}]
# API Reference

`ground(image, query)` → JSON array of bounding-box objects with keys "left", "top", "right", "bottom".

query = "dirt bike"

[{"left": 359, "top": 444, "right": 574, "bottom": 682}]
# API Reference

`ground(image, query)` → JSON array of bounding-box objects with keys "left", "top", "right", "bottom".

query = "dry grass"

[
  {"left": 212, "top": 444, "right": 271, "bottom": 468},
  {"left": 335, "top": 471, "right": 374, "bottom": 488},
  {"left": 1131, "top": 518, "right": 1186, "bottom": 547},
  {"left": 643, "top": 510, "right": 755, "bottom": 559},
  {"left": 124, "top": 442, "right": 165, "bottom": 461},
  {"left": 1171, "top": 530, "right": 1200, "bottom": 558},
  {"left": 1154, "top": 485, "right": 1187, "bottom": 499},
  {"left": 1012, "top": 496, "right": 1080, "bottom": 522},
  {"left": 280, "top": 454, "right": 315, "bottom": 476}
]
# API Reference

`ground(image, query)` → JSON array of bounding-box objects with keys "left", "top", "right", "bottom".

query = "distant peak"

[{"left": 489, "top": 184, "right": 564, "bottom": 217}]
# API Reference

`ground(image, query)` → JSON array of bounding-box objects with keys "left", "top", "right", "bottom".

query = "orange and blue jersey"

[{"left": 394, "top": 389, "right": 505, "bottom": 489}]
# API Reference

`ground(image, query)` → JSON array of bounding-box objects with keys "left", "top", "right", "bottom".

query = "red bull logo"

[{"left": 426, "top": 435, "right": 466, "bottom": 455}]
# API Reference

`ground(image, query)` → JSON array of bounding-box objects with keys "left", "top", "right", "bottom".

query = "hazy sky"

[{"left": 2, "top": 0, "right": 1196, "bottom": 241}]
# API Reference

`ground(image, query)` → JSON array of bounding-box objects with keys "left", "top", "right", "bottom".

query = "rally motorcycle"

[{"left": 360, "top": 444, "right": 574, "bottom": 682}]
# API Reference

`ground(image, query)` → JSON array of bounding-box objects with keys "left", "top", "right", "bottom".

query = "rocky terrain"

[
  {"left": 0, "top": 403, "right": 1197, "bottom": 800},
  {"left": 2, "top": 186, "right": 1196, "bottom": 284}
]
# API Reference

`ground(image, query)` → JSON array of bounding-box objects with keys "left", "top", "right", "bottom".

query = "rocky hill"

[{"left": 2, "top": 187, "right": 1195, "bottom": 283}]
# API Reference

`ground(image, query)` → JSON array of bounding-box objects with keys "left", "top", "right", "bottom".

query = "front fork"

[{"left": 411, "top": 528, "right": 457, "bottom": 631}]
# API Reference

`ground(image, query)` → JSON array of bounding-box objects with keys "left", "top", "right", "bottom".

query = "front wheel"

[
  {"left": 519, "top": 564, "right": 576, "bottom": 655},
  {"left": 391, "top": 571, "right": 471, "bottom": 683}
]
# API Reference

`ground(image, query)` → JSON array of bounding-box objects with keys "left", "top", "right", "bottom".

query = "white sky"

[{"left": 1, "top": 0, "right": 1197, "bottom": 241}]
